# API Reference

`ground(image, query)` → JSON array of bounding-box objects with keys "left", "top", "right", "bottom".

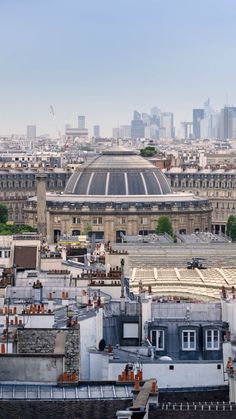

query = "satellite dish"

[
  {"left": 159, "top": 356, "right": 173, "bottom": 361},
  {"left": 99, "top": 339, "right": 106, "bottom": 351}
]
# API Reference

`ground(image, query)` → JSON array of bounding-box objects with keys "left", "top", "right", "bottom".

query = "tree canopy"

[
  {"left": 226, "top": 215, "right": 236, "bottom": 241},
  {"left": 140, "top": 146, "right": 157, "bottom": 157},
  {"left": 0, "top": 224, "right": 36, "bottom": 236},
  {"left": 156, "top": 216, "right": 173, "bottom": 237},
  {"left": 230, "top": 222, "right": 236, "bottom": 242},
  {"left": 83, "top": 223, "right": 92, "bottom": 235},
  {"left": 0, "top": 204, "right": 8, "bottom": 224},
  {"left": 226, "top": 215, "right": 236, "bottom": 236}
]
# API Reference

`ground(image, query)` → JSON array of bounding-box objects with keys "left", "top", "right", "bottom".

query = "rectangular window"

[
  {"left": 4, "top": 251, "right": 10, "bottom": 258},
  {"left": 140, "top": 217, "right": 148, "bottom": 225},
  {"left": 151, "top": 330, "right": 165, "bottom": 350},
  {"left": 93, "top": 217, "right": 102, "bottom": 225},
  {"left": 182, "top": 330, "right": 196, "bottom": 350},
  {"left": 72, "top": 217, "right": 80, "bottom": 224},
  {"left": 206, "top": 329, "right": 220, "bottom": 350}
]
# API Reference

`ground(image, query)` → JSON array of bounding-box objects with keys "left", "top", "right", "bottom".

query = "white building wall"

[
  {"left": 79, "top": 308, "right": 103, "bottom": 380},
  {"left": 88, "top": 352, "right": 225, "bottom": 388},
  {"left": 108, "top": 362, "right": 225, "bottom": 388},
  {"left": 0, "top": 236, "right": 12, "bottom": 268},
  {"left": 0, "top": 255, "right": 11, "bottom": 268},
  {"left": 142, "top": 299, "right": 152, "bottom": 340},
  {"left": 90, "top": 352, "right": 109, "bottom": 380},
  {"left": 0, "top": 314, "right": 55, "bottom": 329},
  {"left": 222, "top": 300, "right": 236, "bottom": 334},
  {"left": 90, "top": 286, "right": 120, "bottom": 299},
  {"left": 23, "top": 315, "right": 55, "bottom": 328}
]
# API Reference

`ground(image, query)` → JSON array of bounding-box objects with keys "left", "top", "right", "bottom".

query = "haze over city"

[
  {"left": 3, "top": 1, "right": 236, "bottom": 417},
  {"left": 1, "top": 0, "right": 236, "bottom": 136}
]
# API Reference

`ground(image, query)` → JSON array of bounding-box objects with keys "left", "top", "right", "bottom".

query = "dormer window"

[
  {"left": 205, "top": 329, "right": 220, "bottom": 350},
  {"left": 182, "top": 330, "right": 196, "bottom": 350},
  {"left": 150, "top": 330, "right": 165, "bottom": 350}
]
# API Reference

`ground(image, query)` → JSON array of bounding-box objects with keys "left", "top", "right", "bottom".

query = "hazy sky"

[{"left": 1, "top": 0, "right": 236, "bottom": 137}]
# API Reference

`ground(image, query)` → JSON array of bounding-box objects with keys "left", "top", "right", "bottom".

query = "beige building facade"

[
  {"left": 0, "top": 171, "right": 70, "bottom": 223},
  {"left": 25, "top": 149, "right": 212, "bottom": 243},
  {"left": 165, "top": 168, "right": 236, "bottom": 234}
]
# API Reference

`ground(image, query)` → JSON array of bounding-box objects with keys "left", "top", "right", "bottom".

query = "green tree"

[
  {"left": 0, "top": 223, "right": 36, "bottom": 236},
  {"left": 226, "top": 215, "right": 236, "bottom": 237},
  {"left": 156, "top": 216, "right": 173, "bottom": 237},
  {"left": 0, "top": 204, "right": 8, "bottom": 224},
  {"left": 140, "top": 146, "right": 157, "bottom": 157},
  {"left": 83, "top": 223, "right": 92, "bottom": 235},
  {"left": 230, "top": 221, "right": 236, "bottom": 242}
]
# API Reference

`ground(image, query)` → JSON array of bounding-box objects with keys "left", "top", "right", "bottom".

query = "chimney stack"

[{"left": 36, "top": 173, "right": 47, "bottom": 239}]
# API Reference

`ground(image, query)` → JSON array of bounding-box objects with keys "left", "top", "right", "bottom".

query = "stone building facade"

[
  {"left": 25, "top": 149, "right": 212, "bottom": 242},
  {"left": 0, "top": 171, "right": 70, "bottom": 223},
  {"left": 165, "top": 168, "right": 236, "bottom": 234},
  {"left": 25, "top": 195, "right": 212, "bottom": 243}
]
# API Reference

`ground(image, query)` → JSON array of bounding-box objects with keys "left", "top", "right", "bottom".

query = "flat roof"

[{"left": 29, "top": 192, "right": 208, "bottom": 204}]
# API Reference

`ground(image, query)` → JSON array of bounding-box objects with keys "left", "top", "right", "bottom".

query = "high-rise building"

[
  {"left": 142, "top": 113, "right": 151, "bottom": 126},
  {"left": 93, "top": 125, "right": 100, "bottom": 138},
  {"left": 27, "top": 125, "right": 36, "bottom": 139},
  {"left": 131, "top": 120, "right": 145, "bottom": 139},
  {"left": 145, "top": 125, "right": 159, "bottom": 140},
  {"left": 180, "top": 122, "right": 193, "bottom": 139},
  {"left": 200, "top": 116, "right": 212, "bottom": 139},
  {"left": 133, "top": 110, "right": 141, "bottom": 121},
  {"left": 150, "top": 107, "right": 161, "bottom": 117},
  {"left": 204, "top": 98, "right": 212, "bottom": 118},
  {"left": 78, "top": 115, "right": 85, "bottom": 129},
  {"left": 220, "top": 106, "right": 236, "bottom": 140},
  {"left": 193, "top": 109, "right": 204, "bottom": 139},
  {"left": 150, "top": 115, "right": 160, "bottom": 127},
  {"left": 160, "top": 113, "right": 174, "bottom": 139},
  {"left": 211, "top": 112, "right": 221, "bottom": 139},
  {"left": 131, "top": 110, "right": 145, "bottom": 139},
  {"left": 119, "top": 125, "right": 131, "bottom": 139}
]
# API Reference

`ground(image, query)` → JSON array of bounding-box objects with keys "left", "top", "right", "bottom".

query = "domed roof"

[{"left": 65, "top": 148, "right": 172, "bottom": 196}]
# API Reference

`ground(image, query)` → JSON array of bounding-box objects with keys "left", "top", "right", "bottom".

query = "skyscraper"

[
  {"left": 150, "top": 107, "right": 161, "bottom": 118},
  {"left": 131, "top": 120, "right": 145, "bottom": 139},
  {"left": 133, "top": 110, "right": 141, "bottom": 121},
  {"left": 193, "top": 109, "right": 204, "bottom": 139},
  {"left": 27, "top": 125, "right": 36, "bottom": 139},
  {"left": 119, "top": 125, "right": 131, "bottom": 139},
  {"left": 93, "top": 125, "right": 100, "bottom": 138},
  {"left": 78, "top": 115, "right": 85, "bottom": 129},
  {"left": 160, "top": 113, "right": 174, "bottom": 139},
  {"left": 220, "top": 106, "right": 236, "bottom": 140},
  {"left": 131, "top": 110, "right": 145, "bottom": 139},
  {"left": 204, "top": 98, "right": 212, "bottom": 118},
  {"left": 142, "top": 113, "right": 151, "bottom": 126}
]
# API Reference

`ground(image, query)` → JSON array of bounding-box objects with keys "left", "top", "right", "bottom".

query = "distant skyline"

[{"left": 1, "top": 0, "right": 236, "bottom": 137}]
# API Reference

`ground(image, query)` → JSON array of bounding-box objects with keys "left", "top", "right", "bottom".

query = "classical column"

[{"left": 36, "top": 173, "right": 47, "bottom": 239}]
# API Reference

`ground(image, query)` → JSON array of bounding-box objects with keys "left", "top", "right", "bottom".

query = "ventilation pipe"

[{"left": 120, "top": 258, "right": 125, "bottom": 312}]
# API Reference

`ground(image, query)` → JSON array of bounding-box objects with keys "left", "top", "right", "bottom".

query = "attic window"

[{"left": 182, "top": 330, "right": 196, "bottom": 350}]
